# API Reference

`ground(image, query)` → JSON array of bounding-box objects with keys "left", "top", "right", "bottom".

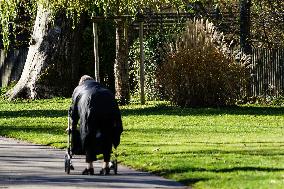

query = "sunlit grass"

[{"left": 0, "top": 98, "right": 283, "bottom": 188}]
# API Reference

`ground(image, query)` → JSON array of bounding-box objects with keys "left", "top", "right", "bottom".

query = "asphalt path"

[{"left": 0, "top": 136, "right": 187, "bottom": 189}]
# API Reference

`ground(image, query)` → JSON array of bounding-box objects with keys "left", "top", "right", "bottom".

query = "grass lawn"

[{"left": 0, "top": 98, "right": 283, "bottom": 189}]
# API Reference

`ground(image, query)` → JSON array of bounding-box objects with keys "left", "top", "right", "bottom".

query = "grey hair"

[{"left": 79, "top": 75, "right": 94, "bottom": 85}]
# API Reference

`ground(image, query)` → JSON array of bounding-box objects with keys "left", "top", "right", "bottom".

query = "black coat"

[{"left": 69, "top": 80, "right": 123, "bottom": 154}]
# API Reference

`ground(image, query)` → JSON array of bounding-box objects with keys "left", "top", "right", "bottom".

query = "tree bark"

[
  {"left": 93, "top": 21, "right": 100, "bottom": 82},
  {"left": 139, "top": 21, "right": 145, "bottom": 105},
  {"left": 6, "top": 5, "right": 86, "bottom": 99},
  {"left": 240, "top": 0, "right": 252, "bottom": 97},
  {"left": 240, "top": 0, "right": 252, "bottom": 55},
  {"left": 114, "top": 20, "right": 130, "bottom": 105}
]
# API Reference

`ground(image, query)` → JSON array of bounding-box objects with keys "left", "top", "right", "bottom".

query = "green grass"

[{"left": 0, "top": 98, "right": 283, "bottom": 189}]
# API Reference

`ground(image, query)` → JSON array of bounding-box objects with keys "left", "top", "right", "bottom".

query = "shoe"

[
  {"left": 70, "top": 164, "right": 75, "bottom": 170},
  {"left": 89, "top": 168, "right": 94, "bottom": 175},
  {"left": 82, "top": 168, "right": 94, "bottom": 175},
  {"left": 99, "top": 167, "right": 110, "bottom": 175}
]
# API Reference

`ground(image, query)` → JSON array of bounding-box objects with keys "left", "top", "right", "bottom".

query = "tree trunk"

[
  {"left": 240, "top": 0, "right": 252, "bottom": 55},
  {"left": 139, "top": 21, "right": 145, "bottom": 105},
  {"left": 240, "top": 0, "right": 253, "bottom": 97},
  {"left": 6, "top": 5, "right": 86, "bottom": 99},
  {"left": 114, "top": 20, "right": 130, "bottom": 105},
  {"left": 93, "top": 21, "right": 100, "bottom": 82}
]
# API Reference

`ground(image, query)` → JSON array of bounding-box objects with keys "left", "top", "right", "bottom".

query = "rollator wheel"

[
  {"left": 65, "top": 154, "right": 71, "bottom": 174},
  {"left": 100, "top": 167, "right": 110, "bottom": 175}
]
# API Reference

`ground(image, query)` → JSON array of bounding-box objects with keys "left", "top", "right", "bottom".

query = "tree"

[
  {"left": 1, "top": 0, "right": 187, "bottom": 102},
  {"left": 251, "top": 0, "right": 284, "bottom": 48},
  {"left": 2, "top": 3, "right": 87, "bottom": 99}
]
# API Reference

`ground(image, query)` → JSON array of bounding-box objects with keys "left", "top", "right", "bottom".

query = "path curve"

[{"left": 0, "top": 137, "right": 187, "bottom": 189}]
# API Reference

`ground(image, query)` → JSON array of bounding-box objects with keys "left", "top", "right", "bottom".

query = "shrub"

[{"left": 156, "top": 19, "right": 250, "bottom": 107}]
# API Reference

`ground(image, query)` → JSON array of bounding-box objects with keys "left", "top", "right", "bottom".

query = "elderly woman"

[{"left": 69, "top": 75, "right": 123, "bottom": 175}]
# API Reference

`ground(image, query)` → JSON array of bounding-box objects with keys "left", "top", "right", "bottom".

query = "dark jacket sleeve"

[
  {"left": 69, "top": 87, "right": 80, "bottom": 129},
  {"left": 112, "top": 101, "right": 123, "bottom": 148}
]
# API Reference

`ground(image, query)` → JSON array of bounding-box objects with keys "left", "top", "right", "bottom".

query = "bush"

[{"left": 156, "top": 19, "right": 250, "bottom": 107}]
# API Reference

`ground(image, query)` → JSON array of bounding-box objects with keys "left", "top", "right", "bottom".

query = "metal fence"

[{"left": 250, "top": 48, "right": 284, "bottom": 97}]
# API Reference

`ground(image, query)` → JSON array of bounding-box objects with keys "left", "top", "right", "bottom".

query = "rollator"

[{"left": 64, "top": 114, "right": 118, "bottom": 175}]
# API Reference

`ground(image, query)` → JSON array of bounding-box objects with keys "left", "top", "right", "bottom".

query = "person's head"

[{"left": 79, "top": 75, "right": 94, "bottom": 85}]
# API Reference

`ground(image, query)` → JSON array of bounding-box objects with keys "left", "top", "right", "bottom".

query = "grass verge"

[{"left": 0, "top": 98, "right": 283, "bottom": 188}]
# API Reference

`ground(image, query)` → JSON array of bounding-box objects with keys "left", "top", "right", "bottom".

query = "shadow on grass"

[
  {"left": 178, "top": 178, "right": 209, "bottom": 186},
  {"left": 0, "top": 110, "right": 67, "bottom": 118},
  {"left": 0, "top": 125, "right": 65, "bottom": 135},
  {"left": 121, "top": 104, "right": 284, "bottom": 116},
  {"left": 154, "top": 165, "right": 284, "bottom": 186},
  {"left": 0, "top": 104, "right": 283, "bottom": 118},
  {"left": 152, "top": 147, "right": 284, "bottom": 156},
  {"left": 213, "top": 166, "right": 284, "bottom": 172},
  {"left": 159, "top": 166, "right": 284, "bottom": 174}
]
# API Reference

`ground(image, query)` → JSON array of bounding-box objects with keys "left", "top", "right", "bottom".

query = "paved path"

[{"left": 0, "top": 137, "right": 186, "bottom": 189}]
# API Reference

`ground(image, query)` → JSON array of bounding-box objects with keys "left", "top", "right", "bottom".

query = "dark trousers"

[
  {"left": 85, "top": 140, "right": 112, "bottom": 163},
  {"left": 85, "top": 150, "right": 111, "bottom": 163}
]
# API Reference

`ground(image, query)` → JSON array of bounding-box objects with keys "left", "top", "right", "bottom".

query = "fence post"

[{"left": 139, "top": 14, "right": 145, "bottom": 105}]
